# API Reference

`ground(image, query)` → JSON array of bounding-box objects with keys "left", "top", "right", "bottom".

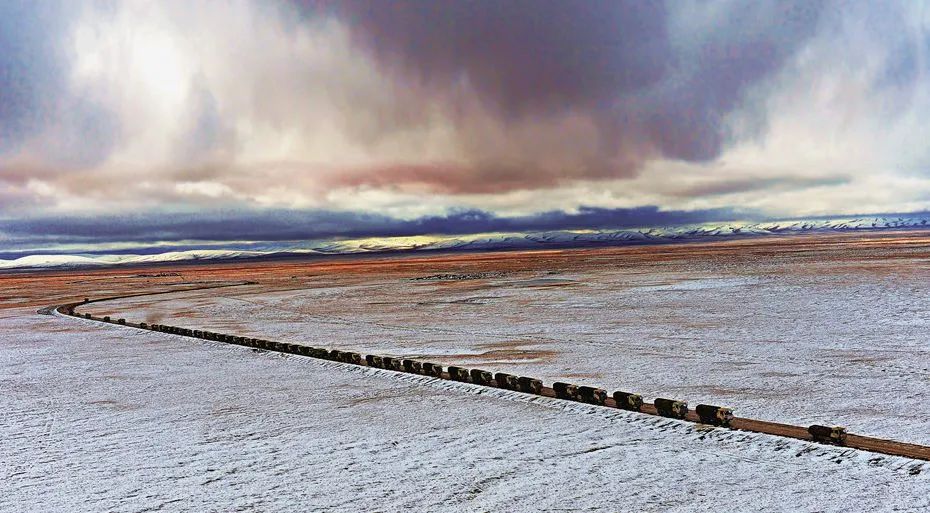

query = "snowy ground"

[
  {"left": 2, "top": 308, "right": 928, "bottom": 512},
  {"left": 89, "top": 240, "right": 930, "bottom": 446}
]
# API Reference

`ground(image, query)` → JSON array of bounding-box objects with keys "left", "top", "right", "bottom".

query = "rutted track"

[{"left": 49, "top": 287, "right": 930, "bottom": 464}]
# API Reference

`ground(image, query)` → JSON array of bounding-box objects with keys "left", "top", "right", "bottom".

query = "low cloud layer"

[
  {"left": 2, "top": 0, "right": 930, "bottom": 234},
  {"left": 0, "top": 206, "right": 743, "bottom": 252}
]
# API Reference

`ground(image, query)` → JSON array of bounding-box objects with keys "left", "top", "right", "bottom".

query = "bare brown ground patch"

[
  {"left": 760, "top": 371, "right": 800, "bottom": 378},
  {"left": 86, "top": 399, "right": 140, "bottom": 411},
  {"left": 475, "top": 339, "right": 548, "bottom": 350},
  {"left": 560, "top": 372, "right": 605, "bottom": 380},
  {"left": 434, "top": 347, "right": 560, "bottom": 363},
  {"left": 691, "top": 386, "right": 756, "bottom": 397}
]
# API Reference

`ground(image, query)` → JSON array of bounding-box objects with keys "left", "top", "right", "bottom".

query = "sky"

[{"left": 2, "top": 0, "right": 930, "bottom": 255}]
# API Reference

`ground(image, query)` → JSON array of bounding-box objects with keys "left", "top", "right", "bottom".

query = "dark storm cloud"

[
  {"left": 309, "top": 0, "right": 825, "bottom": 171},
  {"left": 646, "top": 1, "right": 827, "bottom": 160},
  {"left": 332, "top": 0, "right": 670, "bottom": 117},
  {"left": 0, "top": 206, "right": 743, "bottom": 248},
  {"left": 0, "top": 1, "right": 66, "bottom": 150},
  {"left": 0, "top": 1, "right": 121, "bottom": 167}
]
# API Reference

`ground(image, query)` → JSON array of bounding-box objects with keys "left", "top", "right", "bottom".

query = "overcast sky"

[{"left": 2, "top": 0, "right": 930, "bottom": 242}]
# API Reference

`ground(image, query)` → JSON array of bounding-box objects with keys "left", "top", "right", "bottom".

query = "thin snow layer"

[
  {"left": 90, "top": 254, "right": 930, "bottom": 446},
  {"left": 0, "top": 250, "right": 272, "bottom": 270},
  {"left": 1, "top": 310, "right": 927, "bottom": 512}
]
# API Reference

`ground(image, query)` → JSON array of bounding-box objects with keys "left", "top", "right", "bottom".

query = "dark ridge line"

[{"left": 50, "top": 294, "right": 930, "bottom": 465}]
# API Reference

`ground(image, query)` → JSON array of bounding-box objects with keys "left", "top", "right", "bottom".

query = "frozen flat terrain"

[
  {"left": 3, "top": 233, "right": 930, "bottom": 511},
  {"left": 1, "top": 308, "right": 928, "bottom": 512},
  {"left": 88, "top": 235, "right": 930, "bottom": 445}
]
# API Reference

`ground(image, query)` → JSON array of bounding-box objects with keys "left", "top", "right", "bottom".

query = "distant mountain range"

[{"left": 3, "top": 214, "right": 929, "bottom": 270}]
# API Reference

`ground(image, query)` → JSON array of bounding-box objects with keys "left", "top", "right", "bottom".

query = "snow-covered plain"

[
  {"left": 1, "top": 309, "right": 928, "bottom": 512},
  {"left": 89, "top": 238, "right": 930, "bottom": 446},
  {"left": 5, "top": 234, "right": 930, "bottom": 511}
]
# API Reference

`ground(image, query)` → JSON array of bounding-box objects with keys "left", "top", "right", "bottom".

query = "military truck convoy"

[{"left": 58, "top": 298, "right": 930, "bottom": 463}]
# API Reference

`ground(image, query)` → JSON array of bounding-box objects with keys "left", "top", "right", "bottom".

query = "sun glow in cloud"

[{"left": 74, "top": 14, "right": 194, "bottom": 167}]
